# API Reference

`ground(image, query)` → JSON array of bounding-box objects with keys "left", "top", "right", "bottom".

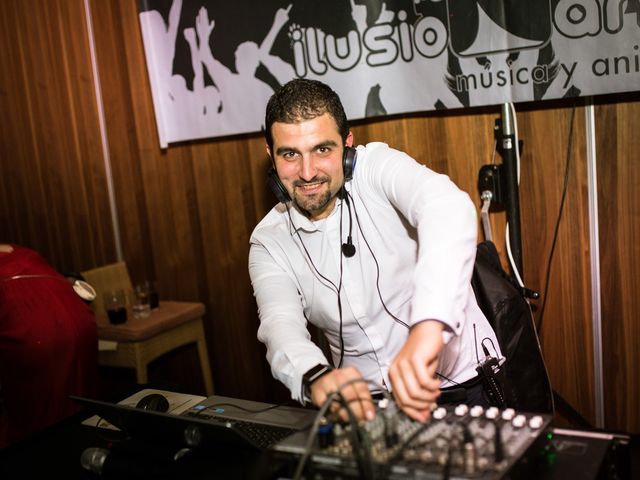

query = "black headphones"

[{"left": 266, "top": 146, "right": 357, "bottom": 204}]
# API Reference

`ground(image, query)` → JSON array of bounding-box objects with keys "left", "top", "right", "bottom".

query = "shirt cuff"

[{"left": 410, "top": 319, "right": 454, "bottom": 345}]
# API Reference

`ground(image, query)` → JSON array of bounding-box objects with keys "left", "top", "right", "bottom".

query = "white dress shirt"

[{"left": 249, "top": 142, "right": 501, "bottom": 402}]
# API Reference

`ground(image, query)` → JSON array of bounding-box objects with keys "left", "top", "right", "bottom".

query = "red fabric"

[{"left": 0, "top": 245, "right": 98, "bottom": 448}]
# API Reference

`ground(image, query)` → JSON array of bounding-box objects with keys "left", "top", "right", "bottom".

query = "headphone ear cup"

[
  {"left": 267, "top": 167, "right": 291, "bottom": 203},
  {"left": 343, "top": 147, "right": 357, "bottom": 181}
]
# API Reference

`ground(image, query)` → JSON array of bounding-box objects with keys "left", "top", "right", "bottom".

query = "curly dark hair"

[{"left": 264, "top": 79, "right": 349, "bottom": 151}]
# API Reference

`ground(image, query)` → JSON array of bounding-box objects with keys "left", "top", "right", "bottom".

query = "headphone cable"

[
  {"left": 286, "top": 204, "right": 346, "bottom": 367},
  {"left": 347, "top": 190, "right": 409, "bottom": 329}
]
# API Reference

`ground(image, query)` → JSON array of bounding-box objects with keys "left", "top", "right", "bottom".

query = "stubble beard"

[{"left": 292, "top": 181, "right": 333, "bottom": 217}]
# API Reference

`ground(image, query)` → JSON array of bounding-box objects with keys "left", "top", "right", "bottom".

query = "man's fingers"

[
  {"left": 338, "top": 374, "right": 375, "bottom": 421},
  {"left": 331, "top": 395, "right": 376, "bottom": 423},
  {"left": 401, "top": 357, "right": 438, "bottom": 400},
  {"left": 311, "top": 367, "right": 375, "bottom": 421},
  {"left": 391, "top": 369, "right": 438, "bottom": 413},
  {"left": 401, "top": 404, "right": 433, "bottom": 423},
  {"left": 388, "top": 320, "right": 446, "bottom": 419},
  {"left": 390, "top": 357, "right": 441, "bottom": 405}
]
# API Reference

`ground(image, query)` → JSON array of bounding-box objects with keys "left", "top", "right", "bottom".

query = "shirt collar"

[{"left": 286, "top": 195, "right": 345, "bottom": 235}]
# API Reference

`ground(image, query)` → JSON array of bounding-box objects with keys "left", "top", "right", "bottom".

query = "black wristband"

[{"left": 302, "top": 364, "right": 334, "bottom": 398}]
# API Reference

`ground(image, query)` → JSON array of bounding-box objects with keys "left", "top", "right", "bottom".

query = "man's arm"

[
  {"left": 361, "top": 144, "right": 478, "bottom": 335},
  {"left": 389, "top": 320, "right": 444, "bottom": 421},
  {"left": 249, "top": 241, "right": 328, "bottom": 401},
  {"left": 250, "top": 240, "right": 375, "bottom": 420},
  {"left": 361, "top": 144, "right": 479, "bottom": 420}
]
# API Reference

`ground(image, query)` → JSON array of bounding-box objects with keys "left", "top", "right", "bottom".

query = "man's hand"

[
  {"left": 310, "top": 367, "right": 375, "bottom": 422},
  {"left": 389, "top": 320, "right": 445, "bottom": 422}
]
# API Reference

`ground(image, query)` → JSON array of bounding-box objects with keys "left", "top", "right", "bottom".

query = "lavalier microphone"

[
  {"left": 342, "top": 190, "right": 356, "bottom": 257},
  {"left": 342, "top": 238, "right": 356, "bottom": 257}
]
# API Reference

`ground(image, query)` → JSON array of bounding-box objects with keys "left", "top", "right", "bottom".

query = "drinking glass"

[
  {"left": 132, "top": 284, "right": 151, "bottom": 319},
  {"left": 145, "top": 280, "right": 160, "bottom": 309},
  {"left": 104, "top": 289, "right": 127, "bottom": 324}
]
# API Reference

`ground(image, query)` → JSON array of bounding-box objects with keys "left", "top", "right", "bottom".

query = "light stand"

[
  {"left": 499, "top": 103, "right": 524, "bottom": 278},
  {"left": 478, "top": 103, "right": 593, "bottom": 427}
]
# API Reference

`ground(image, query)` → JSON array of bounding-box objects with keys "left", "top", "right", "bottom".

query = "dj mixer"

[{"left": 272, "top": 399, "right": 553, "bottom": 479}]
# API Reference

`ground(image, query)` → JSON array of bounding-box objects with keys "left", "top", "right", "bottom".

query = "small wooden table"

[{"left": 96, "top": 301, "right": 214, "bottom": 395}]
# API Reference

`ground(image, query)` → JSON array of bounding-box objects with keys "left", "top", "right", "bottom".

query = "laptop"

[{"left": 72, "top": 394, "right": 317, "bottom": 451}]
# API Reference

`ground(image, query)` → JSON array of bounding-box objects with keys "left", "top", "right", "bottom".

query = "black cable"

[
  {"left": 295, "top": 377, "right": 381, "bottom": 480},
  {"left": 480, "top": 337, "right": 499, "bottom": 358},
  {"left": 338, "top": 194, "right": 347, "bottom": 367},
  {"left": 434, "top": 371, "right": 460, "bottom": 386},
  {"left": 347, "top": 190, "right": 409, "bottom": 329},
  {"left": 286, "top": 205, "right": 345, "bottom": 368},
  {"left": 287, "top": 207, "right": 341, "bottom": 296},
  {"left": 473, "top": 324, "right": 480, "bottom": 363},
  {"left": 537, "top": 104, "right": 576, "bottom": 333},
  {"left": 330, "top": 377, "right": 385, "bottom": 417},
  {"left": 335, "top": 391, "right": 375, "bottom": 480},
  {"left": 342, "top": 188, "right": 355, "bottom": 256},
  {"left": 349, "top": 190, "right": 469, "bottom": 389},
  {"left": 292, "top": 391, "right": 338, "bottom": 480},
  {"left": 436, "top": 324, "right": 493, "bottom": 387},
  {"left": 200, "top": 403, "right": 280, "bottom": 415},
  {"left": 332, "top": 377, "right": 391, "bottom": 480}
]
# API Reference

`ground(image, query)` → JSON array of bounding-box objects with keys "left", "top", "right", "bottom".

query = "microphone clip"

[{"left": 342, "top": 238, "right": 356, "bottom": 258}]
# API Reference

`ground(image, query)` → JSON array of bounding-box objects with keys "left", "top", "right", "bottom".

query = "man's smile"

[{"left": 295, "top": 180, "right": 327, "bottom": 195}]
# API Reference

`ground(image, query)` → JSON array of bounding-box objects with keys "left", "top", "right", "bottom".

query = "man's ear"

[
  {"left": 345, "top": 131, "right": 354, "bottom": 148},
  {"left": 266, "top": 144, "right": 272, "bottom": 159}
]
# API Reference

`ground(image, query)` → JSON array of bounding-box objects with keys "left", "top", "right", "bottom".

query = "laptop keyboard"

[
  {"left": 183, "top": 411, "right": 296, "bottom": 449},
  {"left": 233, "top": 420, "right": 296, "bottom": 449}
]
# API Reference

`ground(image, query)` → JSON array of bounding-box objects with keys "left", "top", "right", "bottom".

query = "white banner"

[{"left": 138, "top": 0, "right": 640, "bottom": 147}]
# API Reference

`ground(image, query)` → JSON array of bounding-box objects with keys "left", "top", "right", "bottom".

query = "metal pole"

[
  {"left": 84, "top": 0, "right": 123, "bottom": 261},
  {"left": 500, "top": 103, "right": 523, "bottom": 277},
  {"left": 585, "top": 100, "right": 604, "bottom": 428}
]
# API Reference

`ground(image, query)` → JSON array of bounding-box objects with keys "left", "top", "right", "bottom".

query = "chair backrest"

[
  {"left": 471, "top": 241, "right": 554, "bottom": 414},
  {"left": 81, "top": 261, "right": 134, "bottom": 315}
]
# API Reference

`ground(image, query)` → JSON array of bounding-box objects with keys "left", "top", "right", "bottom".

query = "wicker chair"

[{"left": 81, "top": 262, "right": 214, "bottom": 395}]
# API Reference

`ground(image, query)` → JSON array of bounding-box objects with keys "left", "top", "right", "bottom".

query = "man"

[{"left": 249, "top": 79, "right": 501, "bottom": 422}]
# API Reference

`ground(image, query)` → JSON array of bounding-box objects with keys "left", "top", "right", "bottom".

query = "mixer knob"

[
  {"left": 454, "top": 404, "right": 469, "bottom": 416},
  {"left": 433, "top": 407, "right": 447, "bottom": 420},
  {"left": 512, "top": 414, "right": 527, "bottom": 428},
  {"left": 528, "top": 415, "right": 544, "bottom": 429},
  {"left": 470, "top": 405, "right": 484, "bottom": 417},
  {"left": 485, "top": 407, "right": 500, "bottom": 420},
  {"left": 501, "top": 408, "right": 516, "bottom": 421}
]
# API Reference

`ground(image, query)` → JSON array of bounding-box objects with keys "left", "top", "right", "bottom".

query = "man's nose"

[{"left": 299, "top": 155, "right": 318, "bottom": 181}]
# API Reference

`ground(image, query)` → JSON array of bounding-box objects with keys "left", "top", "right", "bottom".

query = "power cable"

[{"left": 536, "top": 104, "right": 577, "bottom": 333}]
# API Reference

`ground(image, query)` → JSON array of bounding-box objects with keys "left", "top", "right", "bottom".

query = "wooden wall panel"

[
  {"left": 85, "top": 0, "right": 279, "bottom": 401},
  {"left": 354, "top": 105, "right": 597, "bottom": 427},
  {"left": 1, "top": 0, "right": 639, "bottom": 433},
  {"left": 0, "top": 0, "right": 114, "bottom": 271},
  {"left": 517, "top": 103, "right": 595, "bottom": 424},
  {"left": 597, "top": 94, "right": 640, "bottom": 433}
]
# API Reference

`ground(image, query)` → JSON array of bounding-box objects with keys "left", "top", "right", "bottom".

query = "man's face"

[{"left": 268, "top": 113, "right": 353, "bottom": 221}]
